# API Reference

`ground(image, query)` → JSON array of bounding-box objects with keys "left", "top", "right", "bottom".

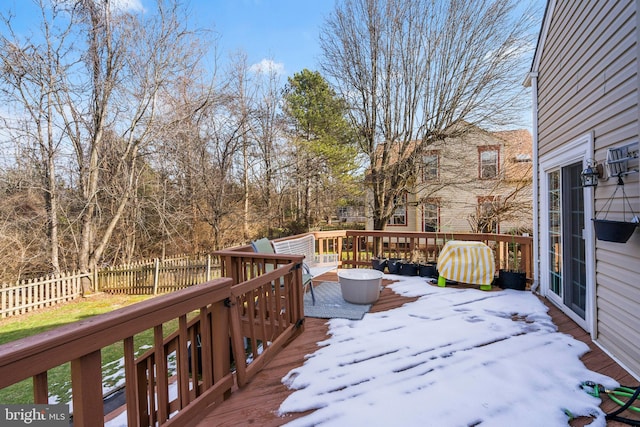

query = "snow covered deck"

[{"left": 194, "top": 272, "right": 637, "bottom": 427}]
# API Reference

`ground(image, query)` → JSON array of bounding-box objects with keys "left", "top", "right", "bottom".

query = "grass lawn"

[{"left": 0, "top": 293, "right": 182, "bottom": 405}]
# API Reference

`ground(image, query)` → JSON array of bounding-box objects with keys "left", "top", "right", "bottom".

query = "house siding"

[{"left": 535, "top": 0, "right": 639, "bottom": 377}]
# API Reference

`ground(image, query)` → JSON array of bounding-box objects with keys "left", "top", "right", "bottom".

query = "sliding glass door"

[{"left": 547, "top": 162, "right": 586, "bottom": 319}]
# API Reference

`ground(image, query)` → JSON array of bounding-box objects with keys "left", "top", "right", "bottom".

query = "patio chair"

[
  {"left": 251, "top": 237, "right": 318, "bottom": 304},
  {"left": 271, "top": 234, "right": 339, "bottom": 305}
]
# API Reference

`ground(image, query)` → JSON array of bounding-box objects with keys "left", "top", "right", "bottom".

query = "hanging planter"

[
  {"left": 592, "top": 174, "right": 639, "bottom": 243},
  {"left": 593, "top": 219, "right": 638, "bottom": 243}
]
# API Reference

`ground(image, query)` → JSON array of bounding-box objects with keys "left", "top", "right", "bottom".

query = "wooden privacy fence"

[
  {"left": 98, "top": 255, "right": 217, "bottom": 295},
  {"left": 1, "top": 271, "right": 86, "bottom": 319}
]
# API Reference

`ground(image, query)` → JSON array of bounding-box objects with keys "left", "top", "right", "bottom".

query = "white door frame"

[{"left": 538, "top": 132, "right": 596, "bottom": 334}]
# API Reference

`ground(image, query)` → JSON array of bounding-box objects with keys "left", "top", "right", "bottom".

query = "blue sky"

[
  {"left": 3, "top": 0, "right": 544, "bottom": 80},
  {"left": 2, "top": 0, "right": 335, "bottom": 79},
  {"left": 191, "top": 0, "right": 336, "bottom": 76},
  {"left": 2, "top": 0, "right": 542, "bottom": 129}
]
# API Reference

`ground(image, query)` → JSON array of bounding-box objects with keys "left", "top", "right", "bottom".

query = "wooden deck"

[
  {"left": 545, "top": 302, "right": 639, "bottom": 427},
  {"left": 194, "top": 274, "right": 638, "bottom": 427}
]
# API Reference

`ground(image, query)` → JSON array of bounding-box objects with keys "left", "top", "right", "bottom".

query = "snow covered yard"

[{"left": 278, "top": 276, "right": 616, "bottom": 426}]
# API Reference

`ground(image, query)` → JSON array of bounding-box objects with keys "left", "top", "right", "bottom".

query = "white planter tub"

[{"left": 338, "top": 269, "right": 383, "bottom": 305}]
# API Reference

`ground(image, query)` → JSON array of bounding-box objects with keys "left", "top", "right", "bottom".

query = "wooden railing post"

[
  {"left": 71, "top": 350, "right": 104, "bottom": 427},
  {"left": 123, "top": 337, "right": 140, "bottom": 427},
  {"left": 211, "top": 299, "right": 230, "bottom": 399},
  {"left": 33, "top": 372, "right": 48, "bottom": 404},
  {"left": 154, "top": 324, "right": 169, "bottom": 423}
]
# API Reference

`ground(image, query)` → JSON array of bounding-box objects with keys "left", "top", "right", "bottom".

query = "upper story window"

[
  {"left": 388, "top": 194, "right": 407, "bottom": 226},
  {"left": 478, "top": 146, "right": 499, "bottom": 179},
  {"left": 422, "top": 200, "right": 439, "bottom": 232},
  {"left": 422, "top": 151, "right": 439, "bottom": 181}
]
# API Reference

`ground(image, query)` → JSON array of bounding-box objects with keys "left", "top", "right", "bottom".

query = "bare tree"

[
  {"left": 0, "top": 168, "right": 50, "bottom": 280},
  {"left": 150, "top": 78, "right": 213, "bottom": 257},
  {"left": 225, "top": 51, "right": 257, "bottom": 242},
  {"left": 249, "top": 61, "right": 286, "bottom": 236},
  {"left": 0, "top": 0, "right": 79, "bottom": 273},
  {"left": 320, "top": 0, "right": 538, "bottom": 230},
  {"left": 1, "top": 0, "right": 206, "bottom": 289}
]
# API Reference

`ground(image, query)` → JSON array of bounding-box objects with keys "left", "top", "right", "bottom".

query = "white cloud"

[
  {"left": 250, "top": 58, "right": 285, "bottom": 75},
  {"left": 111, "top": 0, "right": 145, "bottom": 13}
]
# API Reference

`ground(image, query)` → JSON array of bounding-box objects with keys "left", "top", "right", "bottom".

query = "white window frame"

[
  {"left": 422, "top": 200, "right": 439, "bottom": 232},
  {"left": 388, "top": 195, "right": 407, "bottom": 226},
  {"left": 478, "top": 146, "right": 499, "bottom": 179},
  {"left": 539, "top": 132, "right": 596, "bottom": 334}
]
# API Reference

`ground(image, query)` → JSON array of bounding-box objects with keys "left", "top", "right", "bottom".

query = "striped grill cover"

[{"left": 437, "top": 241, "right": 495, "bottom": 286}]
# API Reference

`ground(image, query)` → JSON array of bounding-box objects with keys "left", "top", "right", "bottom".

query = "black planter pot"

[
  {"left": 418, "top": 263, "right": 438, "bottom": 278},
  {"left": 593, "top": 219, "right": 638, "bottom": 243},
  {"left": 371, "top": 258, "right": 388, "bottom": 272},
  {"left": 387, "top": 258, "right": 402, "bottom": 274},
  {"left": 399, "top": 262, "right": 418, "bottom": 276},
  {"left": 499, "top": 270, "right": 526, "bottom": 291}
]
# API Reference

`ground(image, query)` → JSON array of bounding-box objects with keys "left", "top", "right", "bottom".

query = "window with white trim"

[
  {"left": 388, "top": 195, "right": 407, "bottom": 226},
  {"left": 422, "top": 200, "right": 439, "bottom": 232},
  {"left": 479, "top": 146, "right": 499, "bottom": 179},
  {"left": 422, "top": 152, "right": 439, "bottom": 181}
]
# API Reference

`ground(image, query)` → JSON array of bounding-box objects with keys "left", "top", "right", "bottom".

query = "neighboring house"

[
  {"left": 368, "top": 125, "right": 533, "bottom": 234},
  {"left": 337, "top": 206, "right": 366, "bottom": 224},
  {"left": 525, "top": 1, "right": 639, "bottom": 379}
]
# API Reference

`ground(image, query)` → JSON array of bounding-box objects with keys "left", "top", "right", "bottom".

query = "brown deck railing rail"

[
  {"left": 306, "top": 230, "right": 533, "bottom": 283},
  {"left": 0, "top": 254, "right": 307, "bottom": 427},
  {"left": 0, "top": 230, "right": 532, "bottom": 426},
  {"left": 213, "top": 249, "right": 307, "bottom": 387}
]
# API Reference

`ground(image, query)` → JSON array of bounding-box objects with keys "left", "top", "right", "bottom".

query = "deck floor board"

[{"left": 195, "top": 274, "right": 638, "bottom": 426}]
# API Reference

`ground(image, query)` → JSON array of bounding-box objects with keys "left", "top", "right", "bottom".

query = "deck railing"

[
  {"left": 305, "top": 230, "right": 533, "bottom": 283},
  {"left": 0, "top": 256, "right": 306, "bottom": 426},
  {"left": 213, "top": 249, "right": 307, "bottom": 387},
  {"left": 0, "top": 230, "right": 532, "bottom": 426}
]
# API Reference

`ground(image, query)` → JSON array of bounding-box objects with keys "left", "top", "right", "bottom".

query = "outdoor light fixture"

[{"left": 581, "top": 159, "right": 603, "bottom": 187}]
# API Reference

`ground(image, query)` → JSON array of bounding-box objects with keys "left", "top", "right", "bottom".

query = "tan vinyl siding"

[
  {"left": 538, "top": 1, "right": 636, "bottom": 156},
  {"left": 536, "top": 0, "right": 639, "bottom": 377},
  {"left": 397, "top": 127, "right": 532, "bottom": 234}
]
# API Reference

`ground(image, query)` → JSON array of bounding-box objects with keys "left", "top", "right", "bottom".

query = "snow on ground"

[{"left": 277, "top": 275, "right": 617, "bottom": 426}]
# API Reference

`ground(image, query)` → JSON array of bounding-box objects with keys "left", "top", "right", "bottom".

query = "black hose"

[{"left": 605, "top": 385, "right": 640, "bottom": 426}]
